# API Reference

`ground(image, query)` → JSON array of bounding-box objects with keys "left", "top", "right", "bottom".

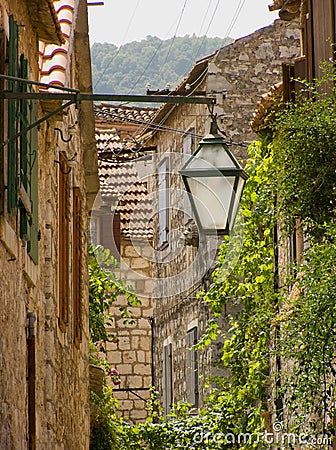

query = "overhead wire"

[
  {"left": 95, "top": 0, "right": 250, "bottom": 149},
  {"left": 159, "top": 0, "right": 190, "bottom": 75},
  {"left": 94, "top": 107, "right": 248, "bottom": 149},
  {"left": 225, "top": 0, "right": 247, "bottom": 38},
  {"left": 121, "top": 7, "right": 191, "bottom": 99},
  {"left": 178, "top": 0, "right": 245, "bottom": 95},
  {"left": 192, "top": 0, "right": 222, "bottom": 62},
  {"left": 93, "top": 0, "right": 141, "bottom": 90}
]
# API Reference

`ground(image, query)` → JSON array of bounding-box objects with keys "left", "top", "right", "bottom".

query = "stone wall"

[
  {"left": 207, "top": 19, "right": 301, "bottom": 163},
  {"left": 105, "top": 236, "right": 153, "bottom": 422},
  {"left": 147, "top": 19, "right": 301, "bottom": 411},
  {"left": 0, "top": 1, "right": 97, "bottom": 448}
]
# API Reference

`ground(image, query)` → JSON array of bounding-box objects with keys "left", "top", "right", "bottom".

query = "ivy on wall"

[
  {"left": 88, "top": 71, "right": 336, "bottom": 447},
  {"left": 272, "top": 74, "right": 336, "bottom": 236}
]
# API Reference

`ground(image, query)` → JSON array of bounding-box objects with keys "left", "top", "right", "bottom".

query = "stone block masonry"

[{"left": 105, "top": 237, "right": 153, "bottom": 422}]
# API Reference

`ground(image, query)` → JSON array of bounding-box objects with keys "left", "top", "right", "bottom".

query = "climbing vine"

[
  {"left": 276, "top": 223, "right": 336, "bottom": 435},
  {"left": 89, "top": 70, "right": 336, "bottom": 448},
  {"left": 89, "top": 244, "right": 140, "bottom": 343},
  {"left": 272, "top": 69, "right": 336, "bottom": 236}
]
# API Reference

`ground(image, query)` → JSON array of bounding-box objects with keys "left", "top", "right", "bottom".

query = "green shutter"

[
  {"left": 186, "top": 327, "right": 198, "bottom": 408},
  {"left": 17, "top": 54, "right": 39, "bottom": 263},
  {"left": 19, "top": 55, "right": 28, "bottom": 240},
  {"left": 7, "top": 15, "right": 19, "bottom": 212},
  {"left": 27, "top": 99, "right": 39, "bottom": 264},
  {"left": 164, "top": 343, "right": 173, "bottom": 414}
]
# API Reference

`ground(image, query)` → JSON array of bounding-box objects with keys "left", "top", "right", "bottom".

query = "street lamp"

[{"left": 180, "top": 123, "right": 248, "bottom": 235}]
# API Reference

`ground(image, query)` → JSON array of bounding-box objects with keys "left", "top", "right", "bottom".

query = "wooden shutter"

[
  {"left": 58, "top": 152, "right": 70, "bottom": 331},
  {"left": 17, "top": 55, "right": 39, "bottom": 263},
  {"left": 19, "top": 56, "right": 29, "bottom": 241},
  {"left": 163, "top": 343, "right": 173, "bottom": 414},
  {"left": 186, "top": 327, "right": 199, "bottom": 408},
  {"left": 304, "top": 0, "right": 335, "bottom": 83},
  {"left": 100, "top": 212, "right": 121, "bottom": 260},
  {"left": 0, "top": 28, "right": 6, "bottom": 214},
  {"left": 7, "top": 15, "right": 19, "bottom": 212},
  {"left": 73, "top": 187, "right": 83, "bottom": 347},
  {"left": 27, "top": 99, "right": 39, "bottom": 264},
  {"left": 158, "top": 159, "right": 169, "bottom": 247},
  {"left": 311, "top": 0, "right": 334, "bottom": 80},
  {"left": 282, "top": 63, "right": 295, "bottom": 105}
]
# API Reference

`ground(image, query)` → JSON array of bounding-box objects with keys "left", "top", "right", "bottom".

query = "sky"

[{"left": 88, "top": 0, "right": 279, "bottom": 47}]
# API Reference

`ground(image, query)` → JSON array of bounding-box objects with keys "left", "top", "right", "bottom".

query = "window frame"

[
  {"left": 186, "top": 326, "right": 199, "bottom": 408},
  {"left": 158, "top": 157, "right": 169, "bottom": 248},
  {"left": 163, "top": 342, "right": 173, "bottom": 414}
]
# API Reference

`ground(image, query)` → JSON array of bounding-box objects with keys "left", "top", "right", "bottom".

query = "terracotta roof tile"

[
  {"left": 38, "top": 0, "right": 76, "bottom": 88},
  {"left": 95, "top": 103, "right": 157, "bottom": 128},
  {"left": 95, "top": 128, "right": 145, "bottom": 163},
  {"left": 251, "top": 83, "right": 283, "bottom": 133},
  {"left": 98, "top": 159, "right": 153, "bottom": 239},
  {"left": 95, "top": 106, "right": 155, "bottom": 239}
]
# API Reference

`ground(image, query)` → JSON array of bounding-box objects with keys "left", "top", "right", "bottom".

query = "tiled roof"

[
  {"left": 98, "top": 158, "right": 153, "bottom": 239},
  {"left": 95, "top": 103, "right": 157, "bottom": 128},
  {"left": 39, "top": 0, "right": 76, "bottom": 88},
  {"left": 251, "top": 83, "right": 283, "bottom": 133},
  {"left": 268, "top": 0, "right": 301, "bottom": 20},
  {"left": 95, "top": 105, "right": 155, "bottom": 239},
  {"left": 148, "top": 51, "right": 217, "bottom": 133},
  {"left": 96, "top": 127, "right": 146, "bottom": 163}
]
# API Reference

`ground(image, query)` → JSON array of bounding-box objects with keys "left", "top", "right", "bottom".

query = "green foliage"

[
  {"left": 89, "top": 244, "right": 140, "bottom": 343},
  {"left": 272, "top": 72, "right": 336, "bottom": 235},
  {"left": 104, "top": 142, "right": 278, "bottom": 450},
  {"left": 90, "top": 387, "right": 130, "bottom": 450},
  {"left": 91, "top": 35, "right": 232, "bottom": 95},
  {"left": 200, "top": 141, "right": 277, "bottom": 445},
  {"left": 277, "top": 223, "right": 336, "bottom": 434}
]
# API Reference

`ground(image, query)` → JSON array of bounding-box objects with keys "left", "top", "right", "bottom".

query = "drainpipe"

[
  {"left": 27, "top": 312, "right": 36, "bottom": 450},
  {"left": 148, "top": 317, "right": 155, "bottom": 388}
]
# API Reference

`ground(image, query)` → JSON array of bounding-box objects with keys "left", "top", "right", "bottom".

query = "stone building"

[
  {"left": 0, "top": 0, "right": 98, "bottom": 448},
  {"left": 93, "top": 104, "right": 156, "bottom": 422},
  {"left": 253, "top": 0, "right": 336, "bottom": 438},
  {"left": 142, "top": 19, "right": 301, "bottom": 413}
]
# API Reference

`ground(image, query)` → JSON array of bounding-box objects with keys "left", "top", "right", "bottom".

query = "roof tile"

[{"left": 39, "top": 0, "right": 76, "bottom": 88}]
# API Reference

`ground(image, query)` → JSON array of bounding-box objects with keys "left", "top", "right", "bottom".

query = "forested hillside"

[{"left": 91, "top": 35, "right": 232, "bottom": 94}]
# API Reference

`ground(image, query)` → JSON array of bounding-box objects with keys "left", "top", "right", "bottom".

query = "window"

[
  {"left": 18, "top": 56, "right": 39, "bottom": 263},
  {"left": 58, "top": 152, "right": 70, "bottom": 331},
  {"left": 0, "top": 25, "right": 6, "bottom": 213},
  {"left": 183, "top": 130, "right": 195, "bottom": 222},
  {"left": 158, "top": 158, "right": 169, "bottom": 248},
  {"left": 3, "top": 16, "right": 39, "bottom": 262},
  {"left": 73, "top": 187, "right": 83, "bottom": 347},
  {"left": 183, "top": 128, "right": 195, "bottom": 155},
  {"left": 186, "top": 327, "right": 199, "bottom": 408},
  {"left": 99, "top": 211, "right": 121, "bottom": 260},
  {"left": 7, "top": 15, "right": 19, "bottom": 213},
  {"left": 163, "top": 342, "right": 173, "bottom": 414}
]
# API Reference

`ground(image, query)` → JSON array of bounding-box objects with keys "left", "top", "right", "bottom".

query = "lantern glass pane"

[
  {"left": 188, "top": 144, "right": 236, "bottom": 170},
  {"left": 229, "top": 177, "right": 245, "bottom": 230},
  {"left": 187, "top": 175, "right": 235, "bottom": 230}
]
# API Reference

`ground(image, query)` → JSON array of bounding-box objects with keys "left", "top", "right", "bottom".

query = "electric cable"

[
  {"left": 225, "top": 0, "right": 247, "bottom": 38},
  {"left": 192, "top": 0, "right": 221, "bottom": 62},
  {"left": 94, "top": 107, "right": 248, "bottom": 149},
  {"left": 94, "top": 0, "right": 141, "bottom": 90},
  {"left": 159, "top": 0, "right": 190, "bottom": 75}
]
